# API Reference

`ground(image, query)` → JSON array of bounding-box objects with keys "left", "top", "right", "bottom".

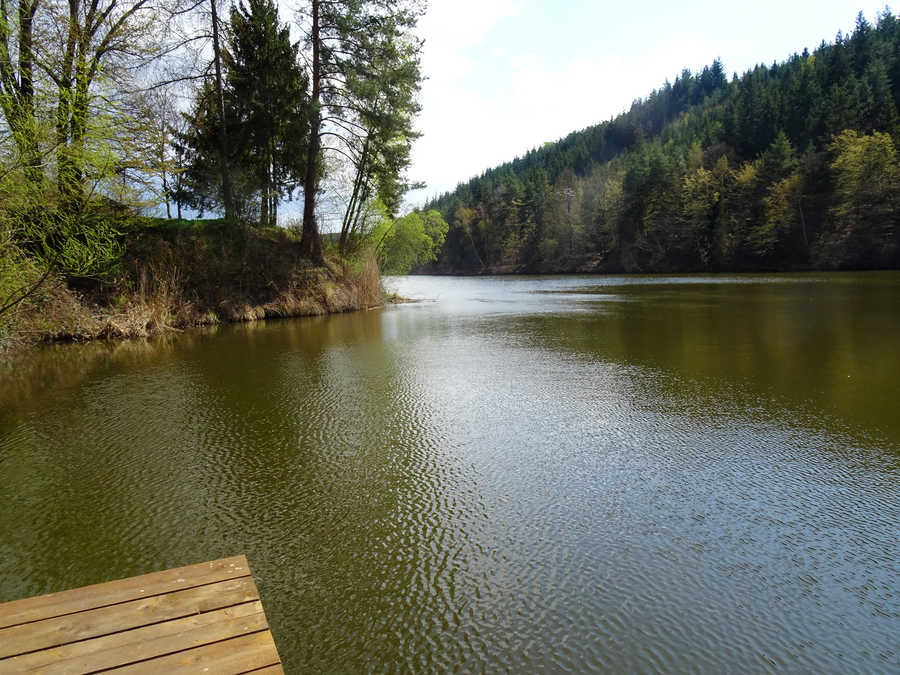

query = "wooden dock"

[{"left": 0, "top": 555, "right": 283, "bottom": 673}]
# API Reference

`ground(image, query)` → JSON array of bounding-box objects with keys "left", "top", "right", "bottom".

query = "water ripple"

[{"left": 1, "top": 276, "right": 899, "bottom": 673}]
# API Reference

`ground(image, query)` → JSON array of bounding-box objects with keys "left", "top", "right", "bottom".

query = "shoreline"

[
  {"left": 1, "top": 268, "right": 383, "bottom": 356},
  {"left": 420, "top": 260, "right": 900, "bottom": 276},
  {"left": 1, "top": 225, "right": 383, "bottom": 356}
]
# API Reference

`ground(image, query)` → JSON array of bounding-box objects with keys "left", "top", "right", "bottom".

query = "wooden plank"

[
  {"left": 106, "top": 631, "right": 281, "bottom": 674},
  {"left": 0, "top": 555, "right": 250, "bottom": 630},
  {"left": 0, "top": 577, "right": 259, "bottom": 659},
  {"left": 2, "top": 601, "right": 266, "bottom": 674},
  {"left": 245, "top": 665, "right": 286, "bottom": 674}
]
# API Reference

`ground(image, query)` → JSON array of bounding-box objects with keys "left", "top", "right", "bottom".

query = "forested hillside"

[{"left": 425, "top": 10, "right": 900, "bottom": 273}]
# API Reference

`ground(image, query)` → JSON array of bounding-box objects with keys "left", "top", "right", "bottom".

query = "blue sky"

[{"left": 408, "top": 1, "right": 890, "bottom": 205}]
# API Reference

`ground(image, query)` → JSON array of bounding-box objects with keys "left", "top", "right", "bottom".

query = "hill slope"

[{"left": 425, "top": 10, "right": 900, "bottom": 273}]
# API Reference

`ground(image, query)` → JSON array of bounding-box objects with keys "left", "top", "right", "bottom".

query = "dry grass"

[
  {"left": 97, "top": 262, "right": 183, "bottom": 339},
  {"left": 357, "top": 255, "right": 382, "bottom": 309},
  {"left": 3, "top": 227, "right": 386, "bottom": 352}
]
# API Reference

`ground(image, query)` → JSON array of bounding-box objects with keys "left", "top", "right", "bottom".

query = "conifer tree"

[
  {"left": 297, "top": 0, "right": 424, "bottom": 262},
  {"left": 227, "top": 0, "right": 308, "bottom": 226},
  {"left": 181, "top": 0, "right": 308, "bottom": 223}
]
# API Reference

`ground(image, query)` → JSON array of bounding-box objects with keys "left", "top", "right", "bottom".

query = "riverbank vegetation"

[
  {"left": 0, "top": 0, "right": 429, "bottom": 351},
  {"left": 426, "top": 10, "right": 900, "bottom": 274},
  {"left": 2, "top": 220, "right": 385, "bottom": 349}
]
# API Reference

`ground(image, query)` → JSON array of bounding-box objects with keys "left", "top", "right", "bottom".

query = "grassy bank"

[{"left": 0, "top": 220, "right": 382, "bottom": 352}]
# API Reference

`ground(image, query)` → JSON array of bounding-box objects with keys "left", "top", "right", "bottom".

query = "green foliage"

[
  {"left": 817, "top": 129, "right": 900, "bottom": 266},
  {"left": 0, "top": 0, "right": 171, "bottom": 321},
  {"left": 0, "top": 156, "right": 124, "bottom": 326},
  {"left": 41, "top": 212, "right": 124, "bottom": 279},
  {"left": 426, "top": 9, "right": 900, "bottom": 273},
  {"left": 375, "top": 209, "right": 448, "bottom": 274},
  {"left": 752, "top": 171, "right": 805, "bottom": 264},
  {"left": 679, "top": 167, "right": 719, "bottom": 266},
  {"left": 0, "top": 0, "right": 428, "bottom": 346}
]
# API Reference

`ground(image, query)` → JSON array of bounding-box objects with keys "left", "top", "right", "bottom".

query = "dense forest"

[
  {"left": 425, "top": 10, "right": 900, "bottom": 274},
  {"left": 0, "top": 0, "right": 441, "bottom": 347}
]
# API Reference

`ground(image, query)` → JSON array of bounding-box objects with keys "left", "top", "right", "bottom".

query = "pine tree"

[
  {"left": 227, "top": 0, "right": 308, "bottom": 226},
  {"left": 180, "top": 0, "right": 308, "bottom": 224},
  {"left": 297, "top": 0, "right": 424, "bottom": 262}
]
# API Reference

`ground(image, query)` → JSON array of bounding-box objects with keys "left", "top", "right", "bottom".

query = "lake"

[{"left": 1, "top": 273, "right": 898, "bottom": 672}]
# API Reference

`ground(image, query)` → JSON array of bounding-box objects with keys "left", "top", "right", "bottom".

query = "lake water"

[{"left": 1, "top": 273, "right": 898, "bottom": 672}]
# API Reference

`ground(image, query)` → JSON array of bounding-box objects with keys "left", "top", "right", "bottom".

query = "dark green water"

[{"left": 1, "top": 273, "right": 898, "bottom": 672}]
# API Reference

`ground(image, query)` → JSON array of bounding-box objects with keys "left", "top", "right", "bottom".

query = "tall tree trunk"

[
  {"left": 299, "top": 0, "right": 323, "bottom": 263},
  {"left": 210, "top": 0, "right": 234, "bottom": 221},
  {"left": 260, "top": 166, "right": 268, "bottom": 226},
  {"left": 55, "top": 0, "right": 77, "bottom": 200},
  {"left": 160, "top": 117, "right": 171, "bottom": 218},
  {"left": 61, "top": 45, "right": 91, "bottom": 214},
  {"left": 163, "top": 168, "right": 171, "bottom": 218},
  {"left": 17, "top": 0, "right": 40, "bottom": 185},
  {"left": 269, "top": 138, "right": 276, "bottom": 227},
  {"left": 0, "top": 0, "right": 42, "bottom": 186},
  {"left": 339, "top": 134, "right": 370, "bottom": 254}
]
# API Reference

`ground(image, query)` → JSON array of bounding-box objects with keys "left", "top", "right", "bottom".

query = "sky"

[{"left": 407, "top": 0, "right": 890, "bottom": 206}]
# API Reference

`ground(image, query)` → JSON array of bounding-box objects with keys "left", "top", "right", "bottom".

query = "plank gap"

[
  {"left": 0, "top": 573, "right": 254, "bottom": 632},
  {"left": 86, "top": 628, "right": 274, "bottom": 675}
]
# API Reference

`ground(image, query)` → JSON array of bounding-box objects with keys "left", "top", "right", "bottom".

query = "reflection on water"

[{"left": 1, "top": 273, "right": 898, "bottom": 672}]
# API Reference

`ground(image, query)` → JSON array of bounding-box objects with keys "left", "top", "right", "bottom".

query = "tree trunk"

[
  {"left": 260, "top": 162, "right": 268, "bottom": 226},
  {"left": 161, "top": 121, "right": 171, "bottom": 218},
  {"left": 210, "top": 0, "right": 234, "bottom": 221},
  {"left": 61, "top": 46, "right": 90, "bottom": 213},
  {"left": 0, "top": 0, "right": 42, "bottom": 186},
  {"left": 163, "top": 168, "right": 171, "bottom": 218},
  {"left": 269, "top": 138, "right": 277, "bottom": 227},
  {"left": 299, "top": 0, "right": 323, "bottom": 263},
  {"left": 17, "top": 0, "right": 40, "bottom": 185},
  {"left": 55, "top": 0, "right": 77, "bottom": 200},
  {"left": 340, "top": 134, "right": 371, "bottom": 254}
]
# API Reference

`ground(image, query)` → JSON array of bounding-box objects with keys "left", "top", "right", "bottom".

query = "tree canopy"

[
  {"left": 296, "top": 0, "right": 424, "bottom": 261},
  {"left": 374, "top": 208, "right": 448, "bottom": 274}
]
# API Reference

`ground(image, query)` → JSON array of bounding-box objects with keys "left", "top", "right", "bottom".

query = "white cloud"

[
  {"left": 407, "top": 1, "right": 665, "bottom": 205},
  {"left": 407, "top": 0, "right": 523, "bottom": 203},
  {"left": 417, "top": 0, "right": 521, "bottom": 78}
]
